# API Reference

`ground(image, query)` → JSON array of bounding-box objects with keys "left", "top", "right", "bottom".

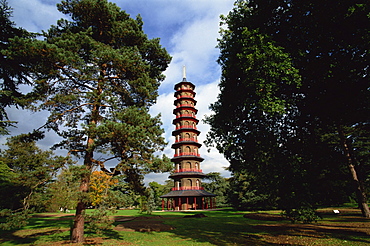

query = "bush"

[
  {"left": 0, "top": 209, "right": 33, "bottom": 230},
  {"left": 282, "top": 206, "right": 321, "bottom": 223}
]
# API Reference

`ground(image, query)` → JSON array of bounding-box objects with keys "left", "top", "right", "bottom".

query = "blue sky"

[{"left": 3, "top": 0, "right": 234, "bottom": 183}]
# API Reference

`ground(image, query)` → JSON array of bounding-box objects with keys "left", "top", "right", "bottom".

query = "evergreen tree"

[
  {"left": 202, "top": 172, "right": 230, "bottom": 207},
  {"left": 7, "top": 0, "right": 171, "bottom": 242},
  {"left": 0, "top": 0, "right": 36, "bottom": 134},
  {"left": 148, "top": 181, "right": 172, "bottom": 208}
]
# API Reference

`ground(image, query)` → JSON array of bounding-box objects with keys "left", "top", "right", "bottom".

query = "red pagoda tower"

[{"left": 161, "top": 67, "right": 216, "bottom": 210}]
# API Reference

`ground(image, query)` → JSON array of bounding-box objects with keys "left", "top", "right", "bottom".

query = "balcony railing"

[
  {"left": 171, "top": 186, "right": 204, "bottom": 191},
  {"left": 175, "top": 138, "right": 197, "bottom": 143},
  {"left": 176, "top": 95, "right": 194, "bottom": 99},
  {"left": 175, "top": 114, "right": 196, "bottom": 119},
  {"left": 176, "top": 104, "right": 194, "bottom": 108},
  {"left": 176, "top": 87, "right": 193, "bottom": 92},
  {"left": 175, "top": 125, "right": 197, "bottom": 130},
  {"left": 174, "top": 168, "right": 203, "bottom": 173},
  {"left": 173, "top": 152, "right": 201, "bottom": 157}
]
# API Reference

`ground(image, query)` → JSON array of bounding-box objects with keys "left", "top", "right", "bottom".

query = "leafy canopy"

[{"left": 206, "top": 0, "right": 370, "bottom": 214}]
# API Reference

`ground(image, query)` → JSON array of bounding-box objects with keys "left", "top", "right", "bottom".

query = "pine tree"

[
  {"left": 10, "top": 0, "right": 172, "bottom": 242},
  {"left": 0, "top": 0, "right": 36, "bottom": 134}
]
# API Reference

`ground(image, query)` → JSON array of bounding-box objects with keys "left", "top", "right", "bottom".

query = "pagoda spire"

[{"left": 182, "top": 65, "right": 187, "bottom": 81}]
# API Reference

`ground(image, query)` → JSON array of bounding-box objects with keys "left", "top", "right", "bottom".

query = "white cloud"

[{"left": 8, "top": 0, "right": 63, "bottom": 33}]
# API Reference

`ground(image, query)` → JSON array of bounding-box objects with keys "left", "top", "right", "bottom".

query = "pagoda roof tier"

[
  {"left": 174, "top": 90, "right": 196, "bottom": 98},
  {"left": 160, "top": 189, "right": 216, "bottom": 198},
  {"left": 171, "top": 155, "right": 204, "bottom": 162},
  {"left": 172, "top": 127, "right": 200, "bottom": 135},
  {"left": 172, "top": 117, "right": 199, "bottom": 125},
  {"left": 171, "top": 141, "right": 202, "bottom": 149},
  {"left": 174, "top": 97, "right": 197, "bottom": 105},
  {"left": 173, "top": 107, "right": 198, "bottom": 114},
  {"left": 169, "top": 172, "right": 206, "bottom": 178},
  {"left": 174, "top": 81, "right": 195, "bottom": 90}
]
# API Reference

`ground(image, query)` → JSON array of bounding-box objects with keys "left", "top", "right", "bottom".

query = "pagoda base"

[{"left": 160, "top": 190, "right": 216, "bottom": 211}]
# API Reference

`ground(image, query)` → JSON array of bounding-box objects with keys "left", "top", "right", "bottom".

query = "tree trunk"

[
  {"left": 71, "top": 71, "right": 103, "bottom": 242},
  {"left": 338, "top": 125, "right": 370, "bottom": 218},
  {"left": 71, "top": 199, "right": 86, "bottom": 243},
  {"left": 70, "top": 152, "right": 92, "bottom": 243}
]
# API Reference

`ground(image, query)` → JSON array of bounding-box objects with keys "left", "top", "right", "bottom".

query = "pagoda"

[{"left": 160, "top": 67, "right": 216, "bottom": 210}]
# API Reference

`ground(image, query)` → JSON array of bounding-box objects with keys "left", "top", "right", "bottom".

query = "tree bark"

[
  {"left": 338, "top": 125, "right": 370, "bottom": 218},
  {"left": 71, "top": 149, "right": 93, "bottom": 243},
  {"left": 71, "top": 198, "right": 86, "bottom": 243}
]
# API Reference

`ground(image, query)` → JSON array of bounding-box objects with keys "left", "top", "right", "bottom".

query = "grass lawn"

[{"left": 0, "top": 207, "right": 369, "bottom": 245}]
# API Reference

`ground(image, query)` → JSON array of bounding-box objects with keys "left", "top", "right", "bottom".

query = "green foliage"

[
  {"left": 5, "top": 0, "right": 171, "bottom": 241},
  {"left": 0, "top": 208, "right": 33, "bottom": 230},
  {"left": 227, "top": 171, "right": 274, "bottom": 210},
  {"left": 148, "top": 181, "right": 172, "bottom": 208},
  {"left": 202, "top": 172, "right": 230, "bottom": 207},
  {"left": 85, "top": 206, "right": 116, "bottom": 235},
  {"left": 146, "top": 187, "right": 156, "bottom": 214},
  {"left": 110, "top": 176, "right": 141, "bottom": 208},
  {"left": 0, "top": 134, "right": 70, "bottom": 211},
  {"left": 138, "top": 195, "right": 148, "bottom": 214},
  {"left": 206, "top": 0, "right": 370, "bottom": 214},
  {"left": 0, "top": 0, "right": 41, "bottom": 134},
  {"left": 0, "top": 160, "right": 14, "bottom": 184},
  {"left": 281, "top": 206, "right": 321, "bottom": 224},
  {"left": 46, "top": 167, "right": 81, "bottom": 212}
]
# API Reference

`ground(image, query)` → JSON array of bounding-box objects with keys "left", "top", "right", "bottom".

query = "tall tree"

[
  {"left": 0, "top": 0, "right": 36, "bottom": 134},
  {"left": 7, "top": 0, "right": 172, "bottom": 242},
  {"left": 206, "top": 0, "right": 370, "bottom": 217},
  {"left": 205, "top": 21, "right": 305, "bottom": 211}
]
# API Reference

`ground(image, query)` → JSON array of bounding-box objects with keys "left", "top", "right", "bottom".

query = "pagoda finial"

[{"left": 182, "top": 65, "right": 186, "bottom": 81}]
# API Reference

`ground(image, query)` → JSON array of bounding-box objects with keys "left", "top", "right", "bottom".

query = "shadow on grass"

[
  {"left": 255, "top": 223, "right": 369, "bottom": 244},
  {"left": 145, "top": 209, "right": 370, "bottom": 245},
  {"left": 0, "top": 213, "right": 124, "bottom": 245},
  {"left": 0, "top": 228, "right": 70, "bottom": 245},
  {"left": 159, "top": 211, "right": 276, "bottom": 245}
]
